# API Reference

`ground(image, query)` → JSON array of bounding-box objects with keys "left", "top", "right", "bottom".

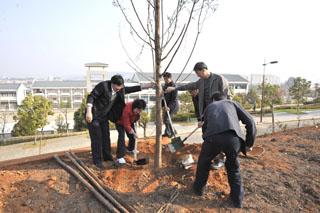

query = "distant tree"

[
  {"left": 246, "top": 89, "right": 261, "bottom": 105},
  {"left": 12, "top": 94, "right": 54, "bottom": 143},
  {"left": 178, "top": 92, "right": 193, "bottom": 113},
  {"left": 59, "top": 97, "right": 72, "bottom": 134},
  {"left": 138, "top": 111, "right": 151, "bottom": 138},
  {"left": 289, "top": 77, "right": 311, "bottom": 120},
  {"left": 150, "top": 105, "right": 156, "bottom": 122},
  {"left": 314, "top": 83, "right": 319, "bottom": 100},
  {"left": 232, "top": 95, "right": 241, "bottom": 104},
  {"left": 236, "top": 93, "right": 247, "bottom": 105},
  {"left": 55, "top": 114, "right": 67, "bottom": 133},
  {"left": 315, "top": 86, "right": 320, "bottom": 103},
  {"left": 0, "top": 106, "right": 9, "bottom": 138},
  {"left": 258, "top": 83, "right": 282, "bottom": 132},
  {"left": 73, "top": 94, "right": 88, "bottom": 132}
]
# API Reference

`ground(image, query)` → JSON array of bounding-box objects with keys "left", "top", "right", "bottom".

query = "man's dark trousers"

[
  {"left": 163, "top": 109, "right": 177, "bottom": 136},
  {"left": 194, "top": 130, "right": 244, "bottom": 204},
  {"left": 115, "top": 123, "right": 136, "bottom": 158},
  {"left": 87, "top": 119, "right": 112, "bottom": 165}
]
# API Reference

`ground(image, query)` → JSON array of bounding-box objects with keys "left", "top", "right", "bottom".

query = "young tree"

[
  {"left": 73, "top": 94, "right": 88, "bottom": 132},
  {"left": 59, "top": 97, "right": 72, "bottom": 134},
  {"left": 258, "top": 83, "right": 282, "bottom": 132},
  {"left": 0, "top": 106, "right": 9, "bottom": 138},
  {"left": 138, "top": 111, "right": 151, "bottom": 137},
  {"left": 114, "top": 0, "right": 218, "bottom": 168},
  {"left": 246, "top": 88, "right": 261, "bottom": 105},
  {"left": 289, "top": 77, "right": 311, "bottom": 119},
  {"left": 12, "top": 94, "right": 54, "bottom": 143},
  {"left": 55, "top": 114, "right": 67, "bottom": 133},
  {"left": 178, "top": 91, "right": 193, "bottom": 113}
]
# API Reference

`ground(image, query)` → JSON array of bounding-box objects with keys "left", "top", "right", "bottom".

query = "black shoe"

[
  {"left": 233, "top": 201, "right": 242, "bottom": 209},
  {"left": 95, "top": 162, "right": 104, "bottom": 169},
  {"left": 103, "top": 155, "right": 114, "bottom": 161},
  {"left": 162, "top": 133, "right": 169, "bottom": 137},
  {"left": 192, "top": 181, "right": 205, "bottom": 196}
]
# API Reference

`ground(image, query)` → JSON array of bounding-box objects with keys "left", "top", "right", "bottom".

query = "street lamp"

[{"left": 260, "top": 59, "right": 278, "bottom": 122}]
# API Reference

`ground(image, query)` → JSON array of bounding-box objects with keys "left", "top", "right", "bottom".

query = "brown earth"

[{"left": 0, "top": 125, "right": 319, "bottom": 212}]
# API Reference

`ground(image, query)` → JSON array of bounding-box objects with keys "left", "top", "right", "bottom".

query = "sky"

[{"left": 0, "top": 0, "right": 320, "bottom": 84}]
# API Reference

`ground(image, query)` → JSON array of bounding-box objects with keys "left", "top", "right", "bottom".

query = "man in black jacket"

[
  {"left": 86, "top": 75, "right": 152, "bottom": 168},
  {"left": 162, "top": 72, "right": 179, "bottom": 138},
  {"left": 193, "top": 91, "right": 257, "bottom": 208}
]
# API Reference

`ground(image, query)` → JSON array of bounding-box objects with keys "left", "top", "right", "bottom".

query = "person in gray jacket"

[
  {"left": 193, "top": 91, "right": 257, "bottom": 209},
  {"left": 165, "top": 62, "right": 229, "bottom": 129},
  {"left": 165, "top": 62, "right": 229, "bottom": 169}
]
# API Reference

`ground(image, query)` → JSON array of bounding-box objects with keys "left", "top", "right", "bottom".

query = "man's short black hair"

[
  {"left": 111, "top": 75, "right": 124, "bottom": 86},
  {"left": 211, "top": 91, "right": 227, "bottom": 101},
  {"left": 163, "top": 72, "right": 172, "bottom": 78},
  {"left": 132, "top": 99, "right": 147, "bottom": 110},
  {"left": 193, "top": 62, "right": 208, "bottom": 71}
]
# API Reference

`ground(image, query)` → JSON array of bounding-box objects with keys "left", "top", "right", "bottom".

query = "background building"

[
  {"left": 31, "top": 80, "right": 87, "bottom": 109},
  {"left": 0, "top": 83, "right": 27, "bottom": 110},
  {"left": 250, "top": 74, "right": 281, "bottom": 87}
]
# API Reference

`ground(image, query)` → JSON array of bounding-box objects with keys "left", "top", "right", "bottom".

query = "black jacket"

[
  {"left": 192, "top": 95, "right": 201, "bottom": 121},
  {"left": 86, "top": 81, "right": 141, "bottom": 123},
  {"left": 162, "top": 81, "right": 179, "bottom": 112},
  {"left": 203, "top": 99, "right": 257, "bottom": 155}
]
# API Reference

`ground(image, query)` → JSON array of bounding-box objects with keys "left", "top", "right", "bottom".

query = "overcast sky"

[{"left": 1, "top": 0, "right": 319, "bottom": 84}]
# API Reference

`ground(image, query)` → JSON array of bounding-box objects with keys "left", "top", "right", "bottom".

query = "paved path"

[{"left": 0, "top": 111, "right": 319, "bottom": 162}]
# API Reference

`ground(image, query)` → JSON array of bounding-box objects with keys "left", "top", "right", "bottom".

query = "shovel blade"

[{"left": 168, "top": 136, "right": 184, "bottom": 153}]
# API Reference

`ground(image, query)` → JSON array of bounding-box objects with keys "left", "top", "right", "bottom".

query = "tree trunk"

[
  {"left": 154, "top": 0, "right": 162, "bottom": 168},
  {"left": 271, "top": 104, "right": 275, "bottom": 133}
]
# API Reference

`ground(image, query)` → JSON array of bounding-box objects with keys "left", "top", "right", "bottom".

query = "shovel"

[
  {"left": 133, "top": 131, "right": 149, "bottom": 165},
  {"left": 168, "top": 126, "right": 200, "bottom": 153}
]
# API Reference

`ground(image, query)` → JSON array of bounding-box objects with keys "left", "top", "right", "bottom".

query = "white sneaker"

[
  {"left": 117, "top": 158, "right": 126, "bottom": 164},
  {"left": 127, "top": 149, "right": 140, "bottom": 154}
]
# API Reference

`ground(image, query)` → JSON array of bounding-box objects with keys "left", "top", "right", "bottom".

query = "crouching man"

[
  {"left": 115, "top": 99, "right": 147, "bottom": 164},
  {"left": 193, "top": 91, "right": 257, "bottom": 208}
]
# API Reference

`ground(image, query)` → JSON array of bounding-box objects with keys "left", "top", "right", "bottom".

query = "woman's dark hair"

[
  {"left": 211, "top": 91, "right": 227, "bottom": 101},
  {"left": 132, "top": 99, "right": 147, "bottom": 110},
  {"left": 111, "top": 75, "right": 124, "bottom": 86},
  {"left": 163, "top": 72, "right": 172, "bottom": 78}
]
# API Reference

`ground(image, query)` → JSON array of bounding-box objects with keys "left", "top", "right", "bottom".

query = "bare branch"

[
  {"left": 115, "top": 0, "right": 153, "bottom": 48},
  {"left": 161, "top": 0, "right": 184, "bottom": 50},
  {"left": 161, "top": 1, "right": 196, "bottom": 63},
  {"left": 130, "top": 0, "right": 155, "bottom": 42}
]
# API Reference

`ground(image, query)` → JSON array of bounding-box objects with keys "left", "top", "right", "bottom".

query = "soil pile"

[{"left": 0, "top": 125, "right": 319, "bottom": 212}]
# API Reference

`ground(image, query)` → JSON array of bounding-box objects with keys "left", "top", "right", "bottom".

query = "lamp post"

[{"left": 260, "top": 59, "right": 278, "bottom": 122}]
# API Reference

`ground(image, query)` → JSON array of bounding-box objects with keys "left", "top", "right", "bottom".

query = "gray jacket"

[
  {"left": 203, "top": 99, "right": 257, "bottom": 154},
  {"left": 176, "top": 72, "right": 229, "bottom": 117}
]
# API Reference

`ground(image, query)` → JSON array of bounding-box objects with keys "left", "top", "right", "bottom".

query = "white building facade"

[
  {"left": 31, "top": 81, "right": 87, "bottom": 109},
  {"left": 0, "top": 83, "right": 27, "bottom": 110}
]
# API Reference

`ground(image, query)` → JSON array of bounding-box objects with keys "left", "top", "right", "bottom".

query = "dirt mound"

[{"left": 0, "top": 125, "right": 320, "bottom": 212}]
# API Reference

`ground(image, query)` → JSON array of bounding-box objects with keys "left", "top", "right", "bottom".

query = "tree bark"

[{"left": 154, "top": 0, "right": 162, "bottom": 168}]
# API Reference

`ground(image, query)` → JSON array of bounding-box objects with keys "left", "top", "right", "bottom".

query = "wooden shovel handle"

[{"left": 181, "top": 126, "right": 200, "bottom": 143}]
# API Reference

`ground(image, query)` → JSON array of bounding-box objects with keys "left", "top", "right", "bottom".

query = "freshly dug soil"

[{"left": 0, "top": 125, "right": 319, "bottom": 212}]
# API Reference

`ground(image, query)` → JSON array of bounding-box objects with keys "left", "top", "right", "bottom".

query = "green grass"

[{"left": 275, "top": 108, "right": 320, "bottom": 113}]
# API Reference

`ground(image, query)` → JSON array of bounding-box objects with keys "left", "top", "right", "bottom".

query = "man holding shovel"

[
  {"left": 193, "top": 91, "right": 257, "bottom": 208},
  {"left": 162, "top": 72, "right": 179, "bottom": 138},
  {"left": 115, "top": 99, "right": 147, "bottom": 164},
  {"left": 165, "top": 62, "right": 229, "bottom": 169}
]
